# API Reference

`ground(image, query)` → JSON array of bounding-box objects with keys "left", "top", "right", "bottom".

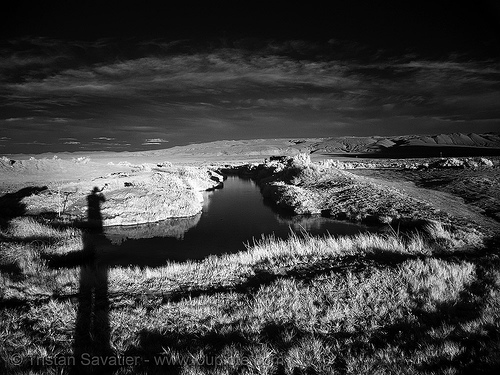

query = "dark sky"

[{"left": 1, "top": 1, "right": 500, "bottom": 154}]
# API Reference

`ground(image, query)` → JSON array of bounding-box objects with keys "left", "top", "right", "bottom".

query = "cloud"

[
  {"left": 0, "top": 54, "right": 63, "bottom": 71},
  {"left": 14, "top": 141, "right": 50, "bottom": 145},
  {"left": 4, "top": 117, "right": 35, "bottom": 122},
  {"left": 93, "top": 137, "right": 115, "bottom": 141},
  {"left": 3, "top": 48, "right": 357, "bottom": 103},
  {"left": 63, "top": 141, "right": 81, "bottom": 144},
  {"left": 243, "top": 96, "right": 340, "bottom": 111},
  {"left": 1, "top": 37, "right": 499, "bottom": 154},
  {"left": 89, "top": 142, "right": 130, "bottom": 147},
  {"left": 142, "top": 138, "right": 169, "bottom": 145},
  {"left": 49, "top": 118, "right": 70, "bottom": 123}
]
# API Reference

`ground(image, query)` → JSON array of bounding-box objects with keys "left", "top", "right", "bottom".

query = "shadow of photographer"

[{"left": 72, "top": 187, "right": 112, "bottom": 374}]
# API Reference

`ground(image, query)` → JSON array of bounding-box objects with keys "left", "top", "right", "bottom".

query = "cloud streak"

[
  {"left": 142, "top": 138, "right": 169, "bottom": 145},
  {"left": 4, "top": 117, "right": 35, "bottom": 122}
]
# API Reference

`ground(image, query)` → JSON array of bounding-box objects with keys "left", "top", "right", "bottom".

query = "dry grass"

[
  {"left": 252, "top": 155, "right": 466, "bottom": 228},
  {"left": 1, "top": 215, "right": 499, "bottom": 374},
  {"left": 348, "top": 166, "right": 500, "bottom": 235}
]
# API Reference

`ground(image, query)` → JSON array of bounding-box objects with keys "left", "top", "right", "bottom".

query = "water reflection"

[
  {"left": 105, "top": 213, "right": 201, "bottom": 244},
  {"left": 276, "top": 214, "right": 341, "bottom": 233},
  {"left": 101, "top": 176, "right": 369, "bottom": 263}
]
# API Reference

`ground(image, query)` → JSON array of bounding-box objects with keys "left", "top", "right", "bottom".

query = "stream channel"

[{"left": 101, "top": 176, "right": 370, "bottom": 266}]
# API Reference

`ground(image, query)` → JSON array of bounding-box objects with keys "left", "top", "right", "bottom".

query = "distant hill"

[
  {"left": 6, "top": 132, "right": 499, "bottom": 160},
  {"left": 309, "top": 132, "right": 500, "bottom": 158},
  {"left": 155, "top": 132, "right": 500, "bottom": 159}
]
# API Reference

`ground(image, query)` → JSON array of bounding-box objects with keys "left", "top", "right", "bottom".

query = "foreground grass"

[{"left": 1, "top": 217, "right": 499, "bottom": 374}]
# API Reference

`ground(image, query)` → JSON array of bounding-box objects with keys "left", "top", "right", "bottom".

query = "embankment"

[
  {"left": 223, "top": 154, "right": 488, "bottom": 236},
  {"left": 0, "top": 157, "right": 223, "bottom": 226}
]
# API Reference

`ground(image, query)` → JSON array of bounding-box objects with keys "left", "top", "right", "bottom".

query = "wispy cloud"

[
  {"left": 93, "top": 137, "right": 116, "bottom": 141},
  {"left": 4, "top": 117, "right": 35, "bottom": 122},
  {"left": 142, "top": 138, "right": 169, "bottom": 145},
  {"left": 49, "top": 118, "right": 71, "bottom": 123},
  {"left": 89, "top": 141, "right": 130, "bottom": 147},
  {"left": 14, "top": 141, "right": 50, "bottom": 145}
]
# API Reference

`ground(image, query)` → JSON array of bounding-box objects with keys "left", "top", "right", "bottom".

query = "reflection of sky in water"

[{"left": 100, "top": 177, "right": 370, "bottom": 265}]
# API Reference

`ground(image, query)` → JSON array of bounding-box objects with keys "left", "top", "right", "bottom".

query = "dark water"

[{"left": 101, "top": 176, "right": 369, "bottom": 266}]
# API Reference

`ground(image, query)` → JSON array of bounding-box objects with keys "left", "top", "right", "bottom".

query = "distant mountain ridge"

[
  {"left": 310, "top": 132, "right": 500, "bottom": 157},
  {"left": 399, "top": 133, "right": 500, "bottom": 147},
  {"left": 157, "top": 132, "right": 500, "bottom": 159},
  {"left": 9, "top": 132, "right": 497, "bottom": 159}
]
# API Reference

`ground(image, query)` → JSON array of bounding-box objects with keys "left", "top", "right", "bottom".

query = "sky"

[{"left": 1, "top": 1, "right": 500, "bottom": 154}]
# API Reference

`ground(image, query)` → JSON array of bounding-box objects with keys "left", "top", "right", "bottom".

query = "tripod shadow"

[{"left": 73, "top": 187, "right": 112, "bottom": 374}]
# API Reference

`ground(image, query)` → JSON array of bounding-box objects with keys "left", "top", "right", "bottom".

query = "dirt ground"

[{"left": 350, "top": 166, "right": 500, "bottom": 235}]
